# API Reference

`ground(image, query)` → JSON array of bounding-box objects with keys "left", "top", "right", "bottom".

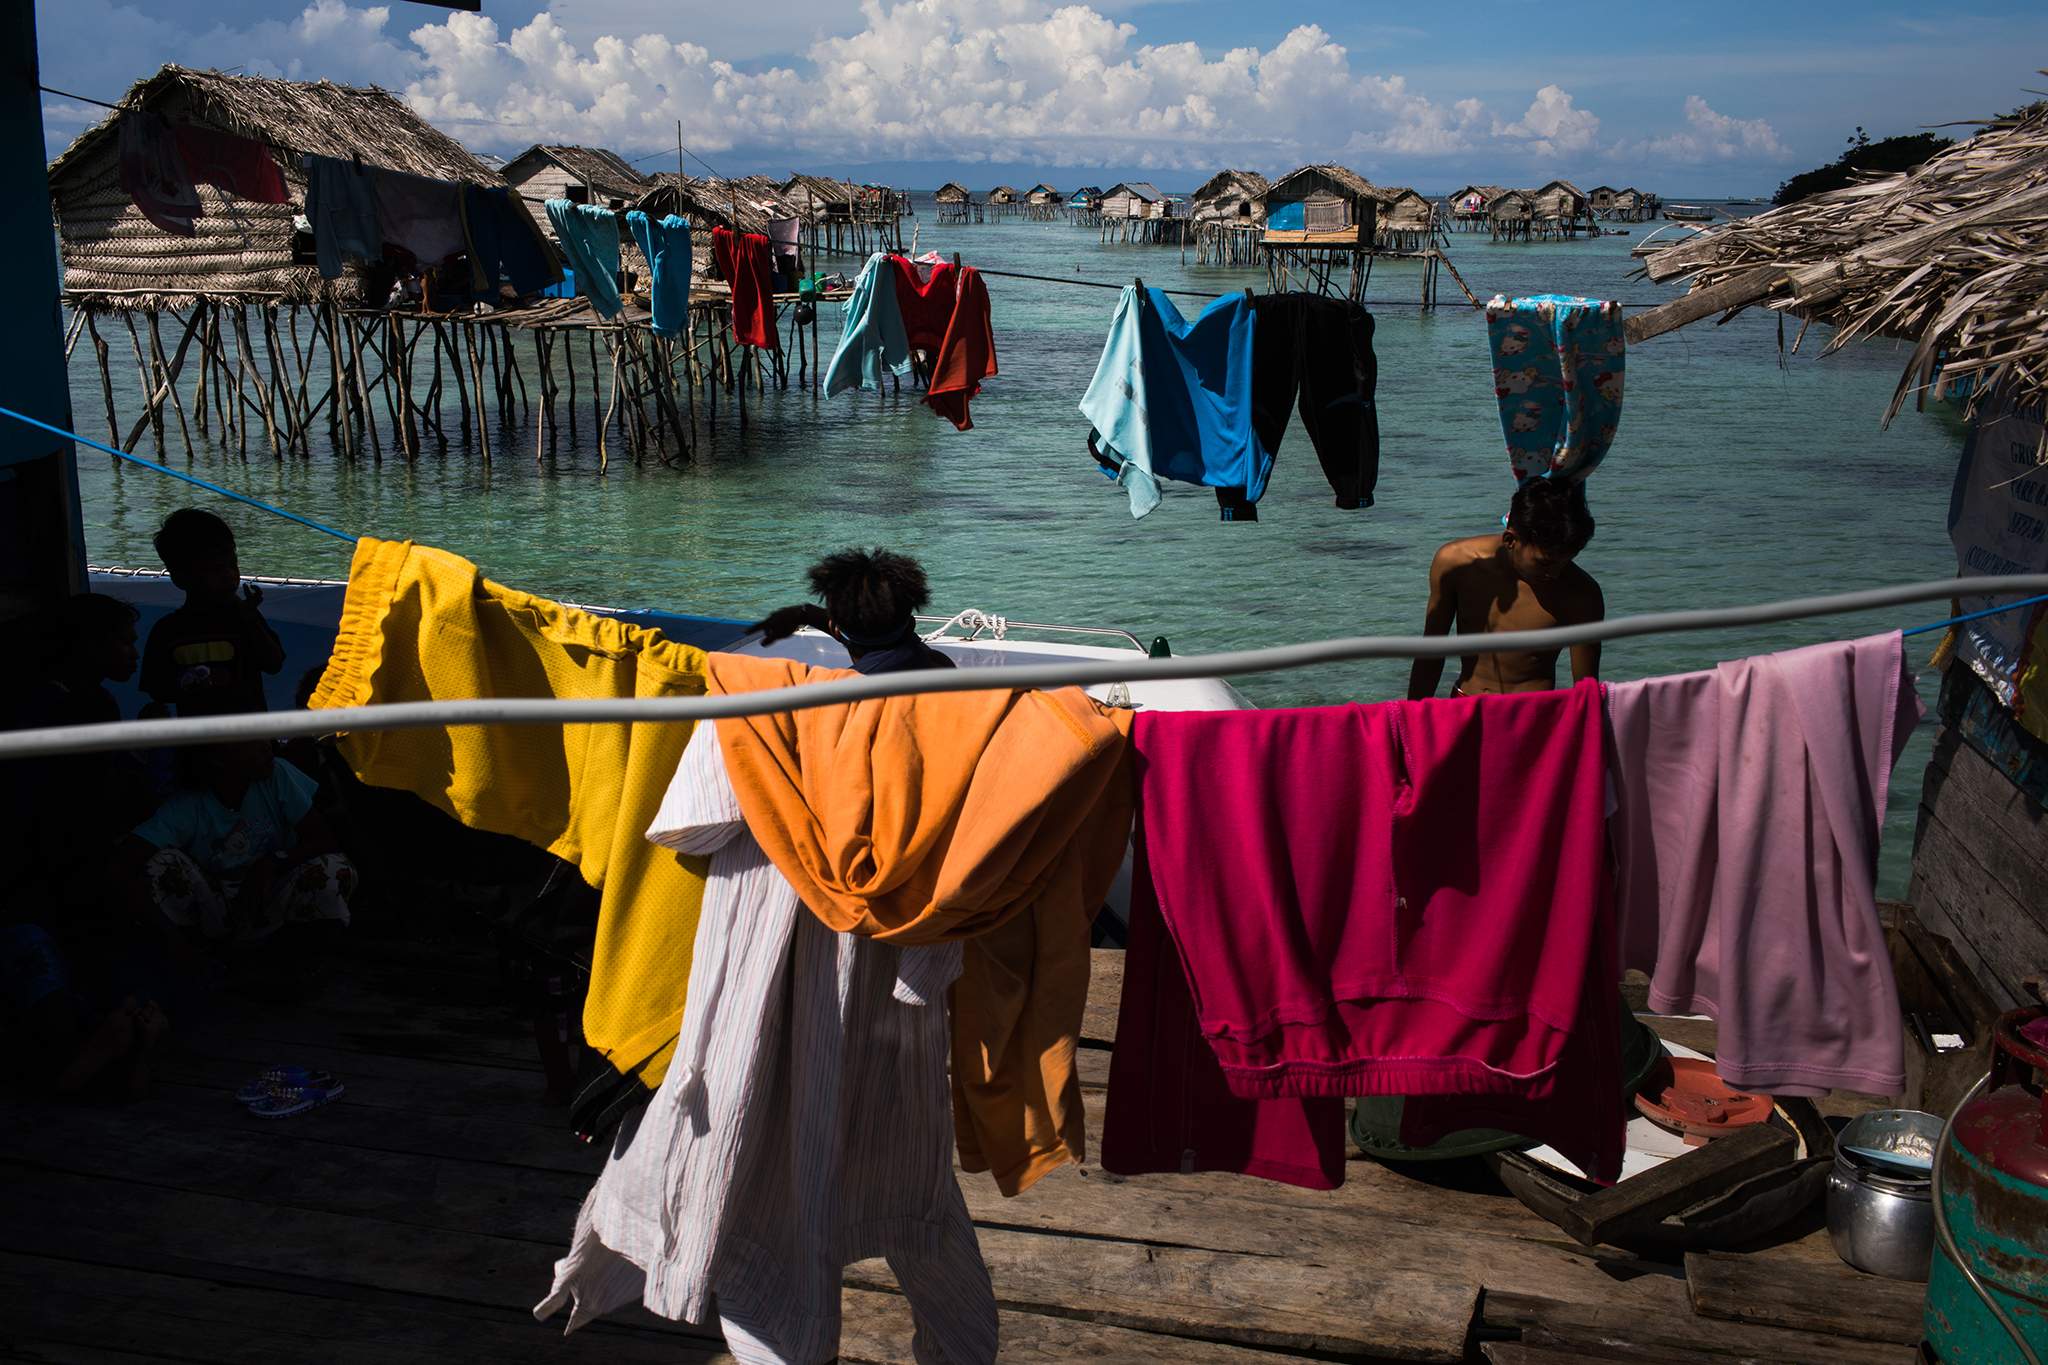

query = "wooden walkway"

[{"left": 0, "top": 933, "right": 1929, "bottom": 1362}]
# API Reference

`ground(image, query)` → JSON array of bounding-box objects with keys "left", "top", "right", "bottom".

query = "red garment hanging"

[
  {"left": 713, "top": 226, "right": 778, "bottom": 350},
  {"left": 888, "top": 256, "right": 958, "bottom": 353},
  {"left": 925, "top": 267, "right": 997, "bottom": 431},
  {"left": 172, "top": 125, "right": 288, "bottom": 205}
]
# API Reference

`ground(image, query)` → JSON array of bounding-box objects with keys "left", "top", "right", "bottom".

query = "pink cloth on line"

[
  {"left": 1606, "top": 632, "right": 1921, "bottom": 1097},
  {"left": 1109, "top": 683, "right": 1625, "bottom": 1182}
]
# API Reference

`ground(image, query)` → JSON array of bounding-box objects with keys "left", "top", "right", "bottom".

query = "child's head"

[
  {"left": 189, "top": 739, "right": 274, "bottom": 798},
  {"left": 154, "top": 509, "right": 240, "bottom": 601},
  {"left": 38, "top": 592, "right": 141, "bottom": 684}
]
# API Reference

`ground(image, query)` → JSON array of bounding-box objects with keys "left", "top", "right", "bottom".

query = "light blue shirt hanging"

[
  {"left": 626, "top": 211, "right": 691, "bottom": 336},
  {"left": 824, "top": 252, "right": 912, "bottom": 398},
  {"left": 1486, "top": 293, "right": 1624, "bottom": 487},
  {"left": 1079, "top": 286, "right": 1268, "bottom": 519},
  {"left": 546, "top": 199, "right": 623, "bottom": 321}
]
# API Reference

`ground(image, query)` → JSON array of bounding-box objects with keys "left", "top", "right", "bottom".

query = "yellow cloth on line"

[
  {"left": 701, "top": 651, "right": 1135, "bottom": 1196},
  {"left": 308, "top": 537, "right": 709, "bottom": 1085}
]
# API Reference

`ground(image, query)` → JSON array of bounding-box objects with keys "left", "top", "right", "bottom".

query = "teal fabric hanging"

[
  {"left": 1486, "top": 293, "right": 1624, "bottom": 487},
  {"left": 546, "top": 199, "right": 623, "bottom": 321},
  {"left": 626, "top": 211, "right": 692, "bottom": 336},
  {"left": 824, "top": 253, "right": 912, "bottom": 397}
]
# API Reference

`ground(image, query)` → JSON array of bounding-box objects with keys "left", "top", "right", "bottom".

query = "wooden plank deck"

[{"left": 0, "top": 936, "right": 1924, "bottom": 1362}]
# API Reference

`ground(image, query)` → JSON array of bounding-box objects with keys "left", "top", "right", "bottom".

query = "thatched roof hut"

[
  {"left": 989, "top": 186, "right": 1019, "bottom": 205},
  {"left": 636, "top": 173, "right": 767, "bottom": 237},
  {"left": 1587, "top": 185, "right": 1619, "bottom": 212},
  {"left": 503, "top": 144, "right": 649, "bottom": 210},
  {"left": 1190, "top": 169, "right": 1270, "bottom": 225},
  {"left": 46, "top": 64, "right": 498, "bottom": 304},
  {"left": 1488, "top": 189, "right": 1535, "bottom": 225},
  {"left": 1026, "top": 183, "right": 1062, "bottom": 205},
  {"left": 934, "top": 182, "right": 971, "bottom": 204},
  {"left": 1264, "top": 164, "right": 1377, "bottom": 240},
  {"left": 780, "top": 172, "right": 855, "bottom": 222},
  {"left": 1631, "top": 100, "right": 2048, "bottom": 423},
  {"left": 1372, "top": 186, "right": 1435, "bottom": 232},
  {"left": 1070, "top": 186, "right": 1103, "bottom": 208},
  {"left": 1531, "top": 179, "right": 1590, "bottom": 224},
  {"left": 1449, "top": 184, "right": 1505, "bottom": 219},
  {"left": 1100, "top": 182, "right": 1165, "bottom": 219}
]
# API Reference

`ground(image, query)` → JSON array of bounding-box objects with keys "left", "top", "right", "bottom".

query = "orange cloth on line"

[
  {"left": 924, "top": 265, "right": 997, "bottom": 431},
  {"left": 700, "top": 652, "right": 1134, "bottom": 1195},
  {"left": 308, "top": 537, "right": 709, "bottom": 1086}
]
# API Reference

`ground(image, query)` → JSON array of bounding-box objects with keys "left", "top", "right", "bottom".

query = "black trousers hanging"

[{"left": 1217, "top": 294, "right": 1381, "bottom": 521}]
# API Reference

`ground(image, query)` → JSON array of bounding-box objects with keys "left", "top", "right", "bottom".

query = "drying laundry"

[
  {"left": 1214, "top": 293, "right": 1380, "bottom": 521},
  {"left": 1486, "top": 293, "right": 1625, "bottom": 487},
  {"left": 547, "top": 200, "right": 625, "bottom": 321},
  {"left": 1605, "top": 632, "right": 1921, "bottom": 1097},
  {"left": 924, "top": 266, "right": 997, "bottom": 430},
  {"left": 1103, "top": 684, "right": 1624, "bottom": 1183},
  {"left": 460, "top": 185, "right": 562, "bottom": 297},
  {"left": 307, "top": 537, "right": 708, "bottom": 1090},
  {"left": 626, "top": 211, "right": 692, "bottom": 336},
  {"left": 371, "top": 166, "right": 467, "bottom": 271},
  {"left": 538, "top": 723, "right": 997, "bottom": 1364},
  {"left": 713, "top": 226, "right": 778, "bottom": 349},
  {"left": 119, "top": 113, "right": 201, "bottom": 236},
  {"left": 304, "top": 154, "right": 382, "bottom": 278},
  {"left": 700, "top": 650, "right": 1134, "bottom": 1195},
  {"left": 170, "top": 124, "right": 287, "bottom": 206},
  {"left": 766, "top": 215, "right": 801, "bottom": 279},
  {"left": 1080, "top": 287, "right": 1271, "bottom": 520},
  {"left": 823, "top": 252, "right": 911, "bottom": 397},
  {"left": 890, "top": 256, "right": 959, "bottom": 353}
]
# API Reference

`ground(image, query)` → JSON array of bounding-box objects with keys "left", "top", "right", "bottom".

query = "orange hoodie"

[{"left": 701, "top": 652, "right": 1133, "bottom": 1194}]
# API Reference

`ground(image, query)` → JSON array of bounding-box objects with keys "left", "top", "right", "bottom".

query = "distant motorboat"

[{"left": 1663, "top": 203, "right": 1716, "bottom": 222}]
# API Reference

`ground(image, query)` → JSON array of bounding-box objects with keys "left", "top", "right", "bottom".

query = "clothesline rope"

[
  {"left": 0, "top": 405, "right": 358, "bottom": 545},
  {"left": 4, "top": 574, "right": 2045, "bottom": 761},
  {"left": 964, "top": 264, "right": 1678, "bottom": 310}
]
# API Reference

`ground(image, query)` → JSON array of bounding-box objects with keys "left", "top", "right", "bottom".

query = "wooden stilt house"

[
  {"left": 934, "top": 181, "right": 979, "bottom": 224},
  {"left": 1191, "top": 169, "right": 1270, "bottom": 265},
  {"left": 1449, "top": 185, "right": 1506, "bottom": 232},
  {"left": 1261, "top": 164, "right": 1377, "bottom": 298}
]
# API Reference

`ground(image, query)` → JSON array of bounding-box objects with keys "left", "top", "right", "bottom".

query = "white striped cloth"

[{"left": 535, "top": 721, "right": 997, "bottom": 1363}]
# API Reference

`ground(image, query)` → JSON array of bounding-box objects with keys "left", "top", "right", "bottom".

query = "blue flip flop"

[
  {"left": 246, "top": 1080, "right": 346, "bottom": 1118},
  {"left": 237, "top": 1066, "right": 338, "bottom": 1105}
]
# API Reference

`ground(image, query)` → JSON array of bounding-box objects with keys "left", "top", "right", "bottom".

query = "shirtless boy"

[{"left": 1407, "top": 479, "right": 1603, "bottom": 700}]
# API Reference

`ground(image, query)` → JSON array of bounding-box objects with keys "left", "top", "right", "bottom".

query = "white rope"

[
  {"left": 4, "top": 574, "right": 2043, "bottom": 761},
  {"left": 921, "top": 608, "right": 1008, "bottom": 642}
]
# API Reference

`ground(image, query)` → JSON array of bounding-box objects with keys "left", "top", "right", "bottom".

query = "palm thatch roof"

[
  {"left": 1488, "top": 190, "right": 1535, "bottom": 221},
  {"left": 989, "top": 185, "right": 1019, "bottom": 202},
  {"left": 934, "top": 182, "right": 971, "bottom": 202},
  {"left": 1269, "top": 164, "right": 1376, "bottom": 203},
  {"left": 47, "top": 64, "right": 500, "bottom": 303},
  {"left": 503, "top": 144, "right": 650, "bottom": 203},
  {"left": 1530, "top": 179, "right": 1589, "bottom": 219},
  {"left": 637, "top": 173, "right": 773, "bottom": 236},
  {"left": 1450, "top": 184, "right": 1507, "bottom": 214},
  {"left": 1630, "top": 96, "right": 2048, "bottom": 424},
  {"left": 1191, "top": 169, "right": 1271, "bottom": 204}
]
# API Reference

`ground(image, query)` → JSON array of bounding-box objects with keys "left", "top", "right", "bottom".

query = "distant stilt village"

[{"left": 47, "top": 64, "right": 1668, "bottom": 473}]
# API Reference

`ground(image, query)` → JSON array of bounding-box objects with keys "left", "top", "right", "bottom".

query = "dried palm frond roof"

[
  {"left": 1191, "top": 169, "right": 1271, "bottom": 202},
  {"left": 1630, "top": 93, "right": 2048, "bottom": 423},
  {"left": 505, "top": 144, "right": 651, "bottom": 199},
  {"left": 637, "top": 172, "right": 772, "bottom": 236},
  {"left": 1269, "top": 164, "right": 1376, "bottom": 201},
  {"left": 47, "top": 64, "right": 497, "bottom": 188}
]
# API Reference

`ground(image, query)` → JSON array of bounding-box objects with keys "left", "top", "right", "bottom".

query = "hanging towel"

[
  {"left": 461, "top": 185, "right": 563, "bottom": 297},
  {"left": 1104, "top": 684, "right": 1624, "bottom": 1183},
  {"left": 889, "top": 256, "right": 958, "bottom": 352},
  {"left": 119, "top": 113, "right": 201, "bottom": 236},
  {"left": 547, "top": 200, "right": 625, "bottom": 321},
  {"left": 306, "top": 537, "right": 708, "bottom": 1089},
  {"left": 1487, "top": 293, "right": 1624, "bottom": 487},
  {"left": 1079, "top": 287, "right": 1270, "bottom": 520},
  {"left": 698, "top": 651, "right": 1134, "bottom": 1196},
  {"left": 1216, "top": 292, "right": 1380, "bottom": 520},
  {"left": 371, "top": 167, "right": 467, "bottom": 270},
  {"left": 625, "top": 211, "right": 692, "bottom": 337},
  {"left": 712, "top": 226, "right": 777, "bottom": 349},
  {"left": 924, "top": 266, "right": 997, "bottom": 431},
  {"left": 537, "top": 723, "right": 997, "bottom": 1362},
  {"left": 823, "top": 252, "right": 912, "bottom": 397},
  {"left": 1605, "top": 633, "right": 1920, "bottom": 1097},
  {"left": 304, "top": 154, "right": 382, "bottom": 278},
  {"left": 171, "top": 124, "right": 287, "bottom": 206}
]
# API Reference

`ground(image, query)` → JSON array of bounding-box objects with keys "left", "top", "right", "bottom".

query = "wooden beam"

[
  {"left": 1556, "top": 1123, "right": 1794, "bottom": 1247},
  {"left": 1684, "top": 1249, "right": 1926, "bottom": 1346}
]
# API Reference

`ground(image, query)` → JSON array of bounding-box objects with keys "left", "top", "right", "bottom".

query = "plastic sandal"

[
  {"left": 236, "top": 1066, "right": 337, "bottom": 1105},
  {"left": 245, "top": 1080, "right": 346, "bottom": 1118}
]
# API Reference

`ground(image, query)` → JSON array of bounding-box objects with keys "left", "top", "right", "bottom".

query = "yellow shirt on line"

[{"left": 309, "top": 536, "right": 708, "bottom": 1086}]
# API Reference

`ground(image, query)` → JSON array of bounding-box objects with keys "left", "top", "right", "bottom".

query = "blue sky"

[{"left": 33, "top": 0, "right": 2048, "bottom": 193}]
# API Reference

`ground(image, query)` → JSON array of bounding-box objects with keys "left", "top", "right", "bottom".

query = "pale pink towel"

[{"left": 1606, "top": 633, "right": 1922, "bottom": 1096}]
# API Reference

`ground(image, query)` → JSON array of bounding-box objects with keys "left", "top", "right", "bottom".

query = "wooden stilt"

[{"left": 86, "top": 312, "right": 118, "bottom": 450}]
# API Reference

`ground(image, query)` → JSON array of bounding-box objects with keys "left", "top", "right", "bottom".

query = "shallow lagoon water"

[{"left": 68, "top": 203, "right": 1968, "bottom": 892}]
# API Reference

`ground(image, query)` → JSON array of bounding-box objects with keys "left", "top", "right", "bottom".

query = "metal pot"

[{"left": 1829, "top": 1109, "right": 1942, "bottom": 1281}]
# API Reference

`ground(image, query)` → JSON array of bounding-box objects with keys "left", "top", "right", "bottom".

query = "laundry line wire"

[
  {"left": 0, "top": 406, "right": 358, "bottom": 546},
  {"left": 4, "top": 574, "right": 2045, "bottom": 761}
]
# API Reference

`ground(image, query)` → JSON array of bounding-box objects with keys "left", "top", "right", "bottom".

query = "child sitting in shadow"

[{"left": 140, "top": 508, "right": 285, "bottom": 717}]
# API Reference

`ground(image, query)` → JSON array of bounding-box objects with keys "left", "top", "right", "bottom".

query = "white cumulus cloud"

[
  {"left": 1493, "top": 85, "right": 1601, "bottom": 158},
  {"left": 1643, "top": 95, "right": 1787, "bottom": 161}
]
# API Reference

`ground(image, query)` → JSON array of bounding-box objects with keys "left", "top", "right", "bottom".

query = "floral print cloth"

[
  {"left": 1486, "top": 294, "right": 1625, "bottom": 486},
  {"left": 146, "top": 848, "right": 355, "bottom": 941}
]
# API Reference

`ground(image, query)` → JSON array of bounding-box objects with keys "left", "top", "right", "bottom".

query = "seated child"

[
  {"left": 119, "top": 741, "right": 355, "bottom": 946},
  {"left": 140, "top": 508, "right": 285, "bottom": 716}
]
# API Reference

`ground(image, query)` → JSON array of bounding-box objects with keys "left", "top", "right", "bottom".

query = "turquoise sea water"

[{"left": 66, "top": 203, "right": 1968, "bottom": 892}]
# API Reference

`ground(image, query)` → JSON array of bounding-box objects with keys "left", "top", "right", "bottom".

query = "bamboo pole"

[
  {"left": 121, "top": 312, "right": 166, "bottom": 459},
  {"left": 85, "top": 312, "right": 118, "bottom": 450}
]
